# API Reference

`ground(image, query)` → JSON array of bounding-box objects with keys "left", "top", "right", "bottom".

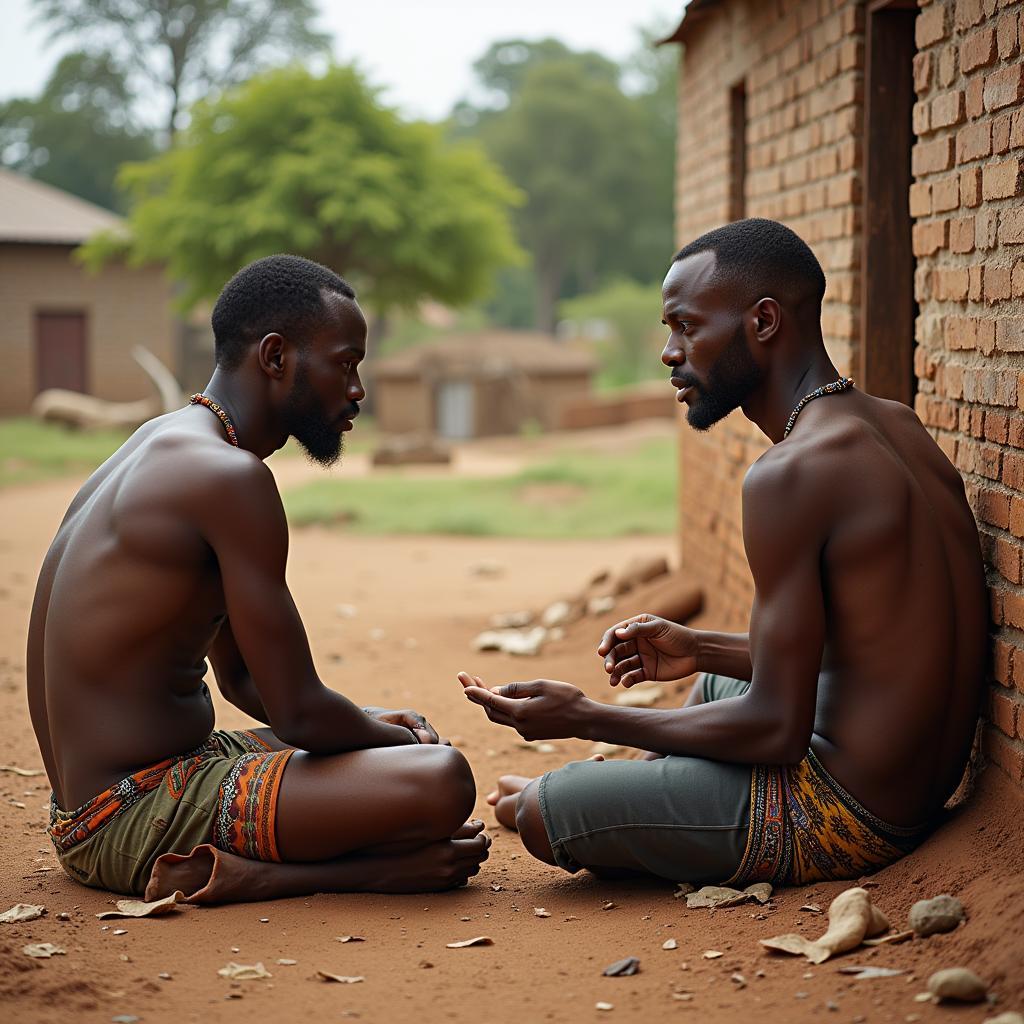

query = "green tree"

[
  {"left": 81, "top": 66, "right": 522, "bottom": 324},
  {"left": 452, "top": 38, "right": 675, "bottom": 333},
  {"left": 0, "top": 51, "right": 155, "bottom": 211},
  {"left": 31, "top": 0, "right": 330, "bottom": 140}
]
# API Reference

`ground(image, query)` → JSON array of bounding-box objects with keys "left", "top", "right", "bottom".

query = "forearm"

[
  {"left": 222, "top": 675, "right": 271, "bottom": 725},
  {"left": 274, "top": 687, "right": 417, "bottom": 754},
  {"left": 696, "top": 631, "right": 753, "bottom": 681},
  {"left": 579, "top": 694, "right": 799, "bottom": 763}
]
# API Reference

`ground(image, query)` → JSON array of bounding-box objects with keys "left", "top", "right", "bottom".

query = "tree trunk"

[{"left": 534, "top": 257, "right": 562, "bottom": 335}]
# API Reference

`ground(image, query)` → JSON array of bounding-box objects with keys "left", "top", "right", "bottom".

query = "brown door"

[{"left": 35, "top": 312, "right": 88, "bottom": 394}]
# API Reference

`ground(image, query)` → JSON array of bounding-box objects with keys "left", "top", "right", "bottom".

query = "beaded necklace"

[
  {"left": 189, "top": 393, "right": 239, "bottom": 447},
  {"left": 782, "top": 377, "right": 854, "bottom": 439}
]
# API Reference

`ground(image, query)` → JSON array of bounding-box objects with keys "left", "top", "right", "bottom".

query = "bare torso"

[
  {"left": 28, "top": 411, "right": 245, "bottom": 810},
  {"left": 760, "top": 390, "right": 987, "bottom": 824}
]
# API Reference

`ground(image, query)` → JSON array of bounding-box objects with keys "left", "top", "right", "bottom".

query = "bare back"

[
  {"left": 750, "top": 389, "right": 987, "bottom": 824},
  {"left": 27, "top": 410, "right": 260, "bottom": 810}
]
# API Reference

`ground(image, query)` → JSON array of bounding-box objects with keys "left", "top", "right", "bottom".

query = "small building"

[
  {"left": 0, "top": 168, "right": 177, "bottom": 415},
  {"left": 662, "top": 0, "right": 1024, "bottom": 788},
  {"left": 372, "top": 331, "right": 595, "bottom": 439}
]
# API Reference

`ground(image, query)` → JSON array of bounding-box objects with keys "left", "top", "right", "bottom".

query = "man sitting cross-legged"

[
  {"left": 461, "top": 218, "right": 986, "bottom": 889},
  {"left": 29, "top": 255, "right": 489, "bottom": 903}
]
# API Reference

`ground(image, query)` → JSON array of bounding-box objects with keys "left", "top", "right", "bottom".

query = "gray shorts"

[{"left": 537, "top": 674, "right": 752, "bottom": 883}]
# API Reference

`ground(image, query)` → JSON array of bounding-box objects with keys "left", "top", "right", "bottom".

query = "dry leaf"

[
  {"left": 112, "top": 928, "right": 127, "bottom": 935},
  {"left": 673, "top": 883, "right": 696, "bottom": 899},
  {"left": 799, "top": 904, "right": 823, "bottom": 914},
  {"left": 317, "top": 971, "right": 364, "bottom": 984},
  {"left": 837, "top": 965, "right": 905, "bottom": 979},
  {"left": 0, "top": 765, "right": 44, "bottom": 777},
  {"left": 662, "top": 939, "right": 678, "bottom": 950},
  {"left": 97, "top": 891, "right": 184, "bottom": 919},
  {"left": 533, "top": 908, "right": 551, "bottom": 918},
  {"left": 336, "top": 935, "right": 365, "bottom": 943},
  {"left": 601, "top": 901, "right": 617, "bottom": 911},
  {"left": 760, "top": 887, "right": 890, "bottom": 965},
  {"left": 1, "top": 903, "right": 45, "bottom": 924},
  {"left": 685, "top": 885, "right": 752, "bottom": 909},
  {"left": 863, "top": 930, "right": 913, "bottom": 947},
  {"left": 672, "top": 992, "right": 693, "bottom": 1001},
  {"left": 745, "top": 883, "right": 773, "bottom": 904},
  {"left": 217, "top": 962, "right": 272, "bottom": 980},
  {"left": 23, "top": 943, "right": 65, "bottom": 958},
  {"left": 446, "top": 936, "right": 494, "bottom": 948},
  {"left": 702, "top": 950, "right": 723, "bottom": 959},
  {"left": 603, "top": 957, "right": 640, "bottom": 977},
  {"left": 276, "top": 959, "right": 297, "bottom": 965}
]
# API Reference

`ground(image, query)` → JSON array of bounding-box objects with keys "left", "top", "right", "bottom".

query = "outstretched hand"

[
  {"left": 597, "top": 613, "right": 700, "bottom": 687},
  {"left": 457, "top": 672, "right": 590, "bottom": 741}
]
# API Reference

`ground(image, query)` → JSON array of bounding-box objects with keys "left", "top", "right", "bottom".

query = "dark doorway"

[
  {"left": 729, "top": 80, "right": 747, "bottom": 222},
  {"left": 35, "top": 312, "right": 88, "bottom": 395},
  {"left": 861, "top": 0, "right": 917, "bottom": 405}
]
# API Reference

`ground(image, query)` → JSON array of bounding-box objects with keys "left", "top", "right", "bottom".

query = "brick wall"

[
  {"left": 0, "top": 243, "right": 177, "bottom": 415},
  {"left": 911, "top": 0, "right": 1024, "bottom": 784},
  {"left": 672, "top": 0, "right": 1024, "bottom": 787}
]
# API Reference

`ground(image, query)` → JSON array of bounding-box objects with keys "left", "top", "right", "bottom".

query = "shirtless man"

[
  {"left": 461, "top": 218, "right": 987, "bottom": 888},
  {"left": 30, "top": 254, "right": 489, "bottom": 902}
]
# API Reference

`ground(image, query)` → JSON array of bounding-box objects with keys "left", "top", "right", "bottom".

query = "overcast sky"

[{"left": 0, "top": 0, "right": 687, "bottom": 122}]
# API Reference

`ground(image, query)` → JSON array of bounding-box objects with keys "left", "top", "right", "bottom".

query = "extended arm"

[
  {"left": 197, "top": 456, "right": 416, "bottom": 754},
  {"left": 465, "top": 457, "right": 827, "bottom": 764},
  {"left": 208, "top": 617, "right": 270, "bottom": 724}
]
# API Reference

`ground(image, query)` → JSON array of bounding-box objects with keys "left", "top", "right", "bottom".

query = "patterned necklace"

[
  {"left": 189, "top": 393, "right": 239, "bottom": 447},
  {"left": 782, "top": 377, "right": 854, "bottom": 439}
]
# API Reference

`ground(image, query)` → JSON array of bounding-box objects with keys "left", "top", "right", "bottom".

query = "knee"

[
  {"left": 514, "top": 779, "right": 557, "bottom": 866},
  {"left": 408, "top": 744, "right": 476, "bottom": 836}
]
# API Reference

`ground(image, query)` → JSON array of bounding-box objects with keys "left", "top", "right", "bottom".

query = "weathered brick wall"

[
  {"left": 673, "top": 0, "right": 1024, "bottom": 787},
  {"left": 674, "top": 0, "right": 864, "bottom": 630},
  {"left": 911, "top": 0, "right": 1024, "bottom": 783}
]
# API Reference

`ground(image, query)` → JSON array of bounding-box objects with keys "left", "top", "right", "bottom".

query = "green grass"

[
  {"left": 0, "top": 418, "right": 130, "bottom": 488},
  {"left": 283, "top": 438, "right": 677, "bottom": 539}
]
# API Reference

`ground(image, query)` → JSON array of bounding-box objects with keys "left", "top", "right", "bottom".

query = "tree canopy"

[
  {"left": 0, "top": 51, "right": 155, "bottom": 211},
  {"left": 31, "top": 0, "right": 330, "bottom": 140},
  {"left": 81, "top": 66, "right": 523, "bottom": 317},
  {"left": 452, "top": 35, "right": 676, "bottom": 333}
]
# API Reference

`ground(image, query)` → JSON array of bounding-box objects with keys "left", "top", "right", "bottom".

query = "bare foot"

[{"left": 485, "top": 774, "right": 535, "bottom": 830}]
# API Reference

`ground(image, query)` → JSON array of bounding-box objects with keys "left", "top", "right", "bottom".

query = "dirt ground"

[{"left": 1, "top": 446, "right": 1022, "bottom": 1024}]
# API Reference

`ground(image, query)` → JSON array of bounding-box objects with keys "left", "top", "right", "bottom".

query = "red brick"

[
  {"left": 950, "top": 216, "right": 976, "bottom": 253},
  {"left": 914, "top": 99, "right": 931, "bottom": 136},
  {"left": 1000, "top": 207, "right": 1024, "bottom": 245},
  {"left": 1012, "top": 108, "right": 1024, "bottom": 148},
  {"left": 955, "top": 0, "right": 985, "bottom": 31},
  {"left": 960, "top": 166, "right": 982, "bottom": 207},
  {"left": 997, "top": 10, "right": 1020, "bottom": 59},
  {"left": 1012, "top": 260, "right": 1024, "bottom": 297},
  {"left": 913, "top": 137, "right": 954, "bottom": 175},
  {"left": 992, "top": 690, "right": 1020, "bottom": 738},
  {"left": 985, "top": 410, "right": 1010, "bottom": 443},
  {"left": 994, "top": 637, "right": 1016, "bottom": 685},
  {"left": 977, "top": 209, "right": 999, "bottom": 250},
  {"left": 985, "top": 265, "right": 1012, "bottom": 302},
  {"left": 931, "top": 175, "right": 959, "bottom": 212},
  {"left": 1004, "top": 590, "right": 1024, "bottom": 629},
  {"left": 1009, "top": 416, "right": 1024, "bottom": 448},
  {"left": 970, "top": 263, "right": 985, "bottom": 300},
  {"left": 979, "top": 487, "right": 1012, "bottom": 528},
  {"left": 913, "top": 51, "right": 933, "bottom": 95},
  {"left": 917, "top": 5, "right": 949, "bottom": 48},
  {"left": 983, "top": 158, "right": 1022, "bottom": 198},
  {"left": 986, "top": 64, "right": 1024, "bottom": 112},
  {"left": 997, "top": 318, "right": 1024, "bottom": 351},
  {"left": 957, "top": 121, "right": 992, "bottom": 162},
  {"left": 913, "top": 219, "right": 948, "bottom": 256},
  {"left": 937, "top": 266, "right": 970, "bottom": 300},
  {"left": 993, "top": 112, "right": 1012, "bottom": 154},
  {"left": 909, "top": 182, "right": 932, "bottom": 217},
  {"left": 966, "top": 75, "right": 986, "bottom": 119},
  {"left": 1011, "top": 494, "right": 1024, "bottom": 536},
  {"left": 932, "top": 89, "right": 965, "bottom": 129},
  {"left": 1005, "top": 452, "right": 1024, "bottom": 491},
  {"left": 961, "top": 26, "right": 997, "bottom": 72}
]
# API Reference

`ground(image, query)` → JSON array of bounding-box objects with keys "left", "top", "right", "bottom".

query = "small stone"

[
  {"left": 826, "top": 1001, "right": 839, "bottom": 1012},
  {"left": 662, "top": 938, "right": 678, "bottom": 950},
  {"left": 595, "top": 1002, "right": 614, "bottom": 1012},
  {"left": 926, "top": 967, "right": 987, "bottom": 1003},
  {"left": 908, "top": 894, "right": 965, "bottom": 937},
  {"left": 602, "top": 956, "right": 640, "bottom": 977},
  {"left": 983, "top": 1014, "right": 1024, "bottom": 1024}
]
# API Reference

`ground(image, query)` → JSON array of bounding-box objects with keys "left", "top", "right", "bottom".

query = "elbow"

[{"left": 771, "top": 726, "right": 812, "bottom": 766}]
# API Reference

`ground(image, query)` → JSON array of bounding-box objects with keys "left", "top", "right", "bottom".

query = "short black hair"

[
  {"left": 672, "top": 218, "right": 826, "bottom": 314},
  {"left": 211, "top": 254, "right": 356, "bottom": 370}
]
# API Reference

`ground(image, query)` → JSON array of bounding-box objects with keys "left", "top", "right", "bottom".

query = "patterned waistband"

[
  {"left": 48, "top": 732, "right": 269, "bottom": 855},
  {"left": 726, "top": 749, "right": 930, "bottom": 888}
]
